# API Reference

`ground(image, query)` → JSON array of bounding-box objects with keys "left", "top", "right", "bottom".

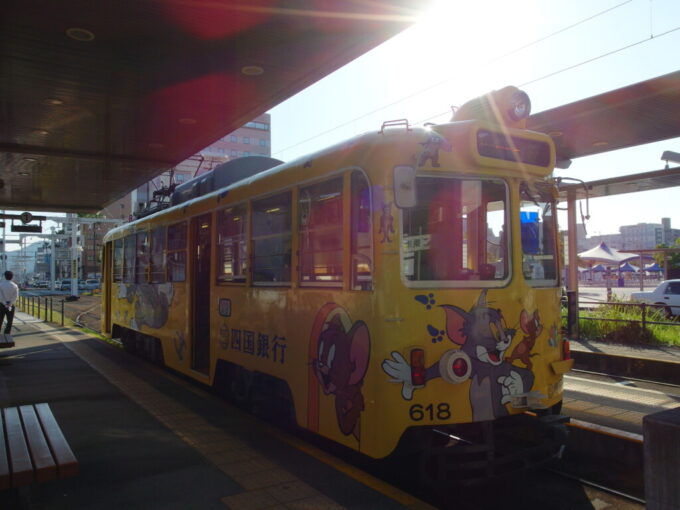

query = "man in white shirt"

[{"left": 0, "top": 271, "right": 19, "bottom": 334}]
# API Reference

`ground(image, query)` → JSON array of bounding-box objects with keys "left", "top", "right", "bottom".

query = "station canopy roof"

[
  {"left": 0, "top": 0, "right": 426, "bottom": 213},
  {"left": 557, "top": 166, "right": 680, "bottom": 201},
  {"left": 528, "top": 70, "right": 680, "bottom": 162}
]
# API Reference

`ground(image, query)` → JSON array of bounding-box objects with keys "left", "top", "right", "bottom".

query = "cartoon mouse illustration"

[
  {"left": 416, "top": 131, "right": 452, "bottom": 167},
  {"left": 313, "top": 316, "right": 371, "bottom": 440},
  {"left": 506, "top": 309, "right": 542, "bottom": 370},
  {"left": 379, "top": 202, "right": 394, "bottom": 243},
  {"left": 382, "top": 290, "right": 534, "bottom": 421}
]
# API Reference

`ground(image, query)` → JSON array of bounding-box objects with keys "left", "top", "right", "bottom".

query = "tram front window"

[
  {"left": 402, "top": 176, "right": 508, "bottom": 284},
  {"left": 520, "top": 182, "right": 558, "bottom": 286}
]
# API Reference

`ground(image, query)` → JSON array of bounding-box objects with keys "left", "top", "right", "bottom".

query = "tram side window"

[
  {"left": 299, "top": 177, "right": 343, "bottom": 286},
  {"left": 150, "top": 227, "right": 167, "bottom": 284},
  {"left": 351, "top": 171, "right": 372, "bottom": 290},
  {"left": 402, "top": 176, "right": 508, "bottom": 284},
  {"left": 252, "top": 192, "right": 291, "bottom": 284},
  {"left": 520, "top": 182, "right": 558, "bottom": 286},
  {"left": 167, "top": 222, "right": 187, "bottom": 282},
  {"left": 123, "top": 235, "right": 136, "bottom": 283},
  {"left": 135, "top": 230, "right": 150, "bottom": 283},
  {"left": 217, "top": 204, "right": 248, "bottom": 283},
  {"left": 113, "top": 239, "right": 123, "bottom": 282}
]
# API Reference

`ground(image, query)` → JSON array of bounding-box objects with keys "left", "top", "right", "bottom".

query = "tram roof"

[{"left": 0, "top": 0, "right": 425, "bottom": 213}]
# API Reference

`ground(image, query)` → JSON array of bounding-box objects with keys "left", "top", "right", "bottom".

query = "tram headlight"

[
  {"left": 439, "top": 350, "right": 472, "bottom": 384},
  {"left": 507, "top": 89, "right": 531, "bottom": 121}
]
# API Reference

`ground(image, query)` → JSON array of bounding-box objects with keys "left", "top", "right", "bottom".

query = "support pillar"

[{"left": 566, "top": 190, "right": 579, "bottom": 339}]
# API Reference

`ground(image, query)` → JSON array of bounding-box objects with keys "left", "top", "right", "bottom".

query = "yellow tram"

[{"left": 101, "top": 86, "right": 573, "bottom": 481}]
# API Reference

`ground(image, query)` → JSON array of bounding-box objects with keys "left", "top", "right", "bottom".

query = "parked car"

[
  {"left": 60, "top": 279, "right": 86, "bottom": 291},
  {"left": 631, "top": 279, "right": 680, "bottom": 318},
  {"left": 84, "top": 279, "right": 101, "bottom": 290}
]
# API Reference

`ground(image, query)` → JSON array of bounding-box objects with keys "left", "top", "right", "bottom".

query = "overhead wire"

[
  {"left": 416, "top": 25, "right": 680, "bottom": 125},
  {"left": 273, "top": 0, "right": 637, "bottom": 157}
]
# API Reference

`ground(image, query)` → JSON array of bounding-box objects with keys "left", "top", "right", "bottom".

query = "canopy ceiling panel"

[{"left": 0, "top": 0, "right": 426, "bottom": 212}]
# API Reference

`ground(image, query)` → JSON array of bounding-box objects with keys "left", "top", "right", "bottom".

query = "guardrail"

[
  {"left": 16, "top": 295, "right": 65, "bottom": 327},
  {"left": 563, "top": 300, "right": 679, "bottom": 330},
  {"left": 579, "top": 301, "right": 680, "bottom": 329}
]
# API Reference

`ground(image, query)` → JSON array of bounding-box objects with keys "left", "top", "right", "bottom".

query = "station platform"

[
  {"left": 565, "top": 337, "right": 680, "bottom": 436},
  {"left": 0, "top": 312, "right": 434, "bottom": 510},
  {"left": 571, "top": 337, "right": 680, "bottom": 365}
]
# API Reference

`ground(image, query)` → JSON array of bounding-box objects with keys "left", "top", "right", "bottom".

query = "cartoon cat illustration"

[{"left": 382, "top": 290, "right": 534, "bottom": 421}]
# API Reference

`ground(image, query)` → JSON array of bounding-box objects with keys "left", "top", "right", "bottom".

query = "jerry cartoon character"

[
  {"left": 379, "top": 202, "right": 394, "bottom": 243},
  {"left": 417, "top": 131, "right": 452, "bottom": 167},
  {"left": 382, "top": 290, "right": 534, "bottom": 421},
  {"left": 506, "top": 309, "right": 542, "bottom": 370},
  {"left": 313, "top": 317, "right": 371, "bottom": 440}
]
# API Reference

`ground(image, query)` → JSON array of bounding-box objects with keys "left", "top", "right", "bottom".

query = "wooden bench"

[
  {"left": 0, "top": 334, "right": 14, "bottom": 349},
  {"left": 0, "top": 403, "right": 78, "bottom": 490}
]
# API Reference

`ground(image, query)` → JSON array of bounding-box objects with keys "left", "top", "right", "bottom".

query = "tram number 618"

[{"left": 409, "top": 403, "right": 451, "bottom": 421}]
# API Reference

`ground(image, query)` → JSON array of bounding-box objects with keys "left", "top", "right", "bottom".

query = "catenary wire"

[
  {"left": 414, "top": 25, "right": 680, "bottom": 126},
  {"left": 273, "top": 0, "right": 636, "bottom": 157}
]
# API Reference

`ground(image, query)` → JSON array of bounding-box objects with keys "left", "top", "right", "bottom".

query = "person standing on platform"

[{"left": 0, "top": 271, "right": 19, "bottom": 334}]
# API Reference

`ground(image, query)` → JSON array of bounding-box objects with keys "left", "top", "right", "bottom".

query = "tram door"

[{"left": 191, "top": 214, "right": 211, "bottom": 374}]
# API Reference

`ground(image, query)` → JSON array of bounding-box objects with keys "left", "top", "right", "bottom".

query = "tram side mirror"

[{"left": 393, "top": 166, "right": 417, "bottom": 208}]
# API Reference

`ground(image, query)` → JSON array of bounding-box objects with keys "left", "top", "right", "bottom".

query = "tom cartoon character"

[
  {"left": 312, "top": 316, "right": 371, "bottom": 440},
  {"left": 382, "top": 290, "right": 534, "bottom": 421}
]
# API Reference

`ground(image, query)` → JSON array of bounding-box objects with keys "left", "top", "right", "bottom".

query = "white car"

[
  {"left": 84, "top": 279, "right": 101, "bottom": 290},
  {"left": 631, "top": 279, "right": 680, "bottom": 317}
]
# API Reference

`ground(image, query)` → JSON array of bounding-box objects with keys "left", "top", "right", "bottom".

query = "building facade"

[
  {"left": 85, "top": 114, "right": 272, "bottom": 277},
  {"left": 583, "top": 217, "right": 680, "bottom": 251}
]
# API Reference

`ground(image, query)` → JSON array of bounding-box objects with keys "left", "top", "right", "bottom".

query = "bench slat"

[
  {"left": 34, "top": 404, "right": 78, "bottom": 479},
  {"left": 0, "top": 411, "right": 10, "bottom": 490},
  {"left": 4, "top": 407, "right": 34, "bottom": 486},
  {"left": 19, "top": 405, "right": 58, "bottom": 483}
]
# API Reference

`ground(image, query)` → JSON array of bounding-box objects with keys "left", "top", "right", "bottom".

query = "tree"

[{"left": 655, "top": 239, "right": 680, "bottom": 269}]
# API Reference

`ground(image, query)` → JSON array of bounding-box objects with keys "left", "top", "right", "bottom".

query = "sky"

[{"left": 269, "top": 0, "right": 680, "bottom": 238}]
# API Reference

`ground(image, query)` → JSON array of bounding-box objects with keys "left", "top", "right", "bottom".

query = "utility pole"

[
  {"left": 68, "top": 213, "right": 79, "bottom": 298},
  {"left": 50, "top": 227, "right": 56, "bottom": 291}
]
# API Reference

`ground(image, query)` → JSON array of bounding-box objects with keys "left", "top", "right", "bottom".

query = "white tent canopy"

[{"left": 578, "top": 242, "right": 640, "bottom": 266}]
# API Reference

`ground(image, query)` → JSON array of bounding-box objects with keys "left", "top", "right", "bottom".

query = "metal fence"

[
  {"left": 16, "top": 295, "right": 65, "bottom": 327},
  {"left": 563, "top": 299, "right": 679, "bottom": 340}
]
